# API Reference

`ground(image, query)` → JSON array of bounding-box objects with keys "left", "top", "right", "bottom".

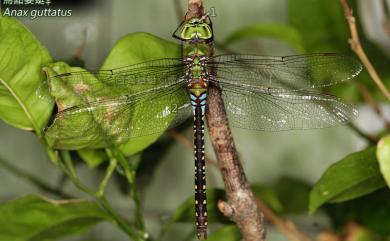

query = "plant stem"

[
  {"left": 97, "top": 195, "right": 142, "bottom": 241},
  {"left": 340, "top": 0, "right": 390, "bottom": 102},
  {"left": 53, "top": 149, "right": 141, "bottom": 240},
  {"left": 256, "top": 198, "right": 311, "bottom": 241},
  {"left": 0, "top": 156, "right": 72, "bottom": 199},
  {"left": 97, "top": 150, "right": 118, "bottom": 197},
  {"left": 108, "top": 149, "right": 147, "bottom": 239}
]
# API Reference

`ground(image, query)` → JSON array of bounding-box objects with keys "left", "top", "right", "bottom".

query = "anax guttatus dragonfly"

[{"left": 42, "top": 14, "right": 362, "bottom": 239}]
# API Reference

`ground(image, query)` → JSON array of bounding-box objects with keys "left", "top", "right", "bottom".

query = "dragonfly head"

[{"left": 172, "top": 14, "right": 213, "bottom": 42}]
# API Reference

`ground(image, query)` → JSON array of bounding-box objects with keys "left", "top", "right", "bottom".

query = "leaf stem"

[
  {"left": 0, "top": 155, "right": 72, "bottom": 199},
  {"left": 97, "top": 150, "right": 118, "bottom": 197},
  {"left": 108, "top": 149, "right": 148, "bottom": 239},
  {"left": 45, "top": 149, "right": 141, "bottom": 240}
]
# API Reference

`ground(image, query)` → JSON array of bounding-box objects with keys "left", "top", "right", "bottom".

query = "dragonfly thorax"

[{"left": 186, "top": 56, "right": 209, "bottom": 89}]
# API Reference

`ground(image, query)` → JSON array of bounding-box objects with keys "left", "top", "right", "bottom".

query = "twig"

[
  {"left": 340, "top": 0, "right": 390, "bottom": 102},
  {"left": 347, "top": 123, "right": 378, "bottom": 145},
  {"left": 108, "top": 149, "right": 147, "bottom": 238},
  {"left": 174, "top": 0, "right": 185, "bottom": 23},
  {"left": 185, "top": 1, "right": 266, "bottom": 240},
  {"left": 58, "top": 150, "right": 143, "bottom": 241},
  {"left": 73, "top": 28, "right": 87, "bottom": 60},
  {"left": 255, "top": 198, "right": 311, "bottom": 241},
  {"left": 0, "top": 156, "right": 73, "bottom": 199},
  {"left": 97, "top": 150, "right": 117, "bottom": 197},
  {"left": 380, "top": 0, "right": 390, "bottom": 39},
  {"left": 353, "top": 80, "right": 390, "bottom": 130}
]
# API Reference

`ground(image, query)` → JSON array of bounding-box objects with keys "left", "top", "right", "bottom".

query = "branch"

[
  {"left": 353, "top": 80, "right": 390, "bottom": 131},
  {"left": 340, "top": 0, "right": 390, "bottom": 102},
  {"left": 184, "top": 1, "right": 266, "bottom": 240},
  {"left": 256, "top": 198, "right": 311, "bottom": 241},
  {"left": 380, "top": 0, "right": 390, "bottom": 39},
  {"left": 174, "top": 0, "right": 185, "bottom": 23}
]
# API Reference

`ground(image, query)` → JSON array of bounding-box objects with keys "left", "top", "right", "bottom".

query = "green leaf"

[
  {"left": 377, "top": 135, "right": 390, "bottom": 188},
  {"left": 325, "top": 188, "right": 390, "bottom": 237},
  {"left": 207, "top": 225, "right": 241, "bottom": 241},
  {"left": 223, "top": 23, "right": 305, "bottom": 52},
  {"left": 44, "top": 33, "right": 182, "bottom": 155},
  {"left": 0, "top": 16, "right": 53, "bottom": 131},
  {"left": 251, "top": 185, "right": 283, "bottom": 212},
  {"left": 43, "top": 62, "right": 110, "bottom": 149},
  {"left": 0, "top": 195, "right": 111, "bottom": 241},
  {"left": 78, "top": 149, "right": 107, "bottom": 168},
  {"left": 252, "top": 177, "right": 311, "bottom": 214},
  {"left": 288, "top": 0, "right": 390, "bottom": 102},
  {"left": 288, "top": 0, "right": 349, "bottom": 52},
  {"left": 101, "top": 32, "right": 182, "bottom": 156},
  {"left": 309, "top": 147, "right": 386, "bottom": 214},
  {"left": 273, "top": 177, "right": 311, "bottom": 213}
]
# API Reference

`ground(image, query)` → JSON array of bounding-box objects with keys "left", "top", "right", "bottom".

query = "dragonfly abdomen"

[{"left": 190, "top": 90, "right": 208, "bottom": 239}]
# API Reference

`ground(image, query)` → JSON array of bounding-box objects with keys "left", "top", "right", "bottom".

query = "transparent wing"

[
  {"left": 47, "top": 58, "right": 187, "bottom": 101},
  {"left": 220, "top": 84, "right": 358, "bottom": 131},
  {"left": 209, "top": 54, "right": 362, "bottom": 90},
  {"left": 45, "top": 82, "right": 192, "bottom": 149}
]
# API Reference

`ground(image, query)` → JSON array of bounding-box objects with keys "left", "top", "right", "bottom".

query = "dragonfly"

[{"left": 42, "top": 14, "right": 362, "bottom": 240}]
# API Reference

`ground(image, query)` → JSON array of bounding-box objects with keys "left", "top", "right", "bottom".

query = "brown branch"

[
  {"left": 73, "top": 28, "right": 87, "bottom": 60},
  {"left": 174, "top": 0, "right": 185, "bottom": 24},
  {"left": 353, "top": 80, "right": 390, "bottom": 131},
  {"left": 340, "top": 0, "right": 390, "bottom": 102},
  {"left": 183, "top": 2, "right": 266, "bottom": 240},
  {"left": 255, "top": 198, "right": 311, "bottom": 241},
  {"left": 380, "top": 0, "right": 390, "bottom": 39},
  {"left": 167, "top": 131, "right": 310, "bottom": 241}
]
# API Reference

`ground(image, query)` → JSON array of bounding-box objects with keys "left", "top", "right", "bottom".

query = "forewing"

[
  {"left": 46, "top": 58, "right": 186, "bottom": 111},
  {"left": 220, "top": 84, "right": 358, "bottom": 131},
  {"left": 45, "top": 82, "right": 191, "bottom": 149},
  {"left": 209, "top": 54, "right": 362, "bottom": 90}
]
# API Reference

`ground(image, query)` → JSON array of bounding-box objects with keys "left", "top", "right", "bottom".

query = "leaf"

[
  {"left": 377, "top": 135, "right": 390, "bottom": 188},
  {"left": 207, "top": 225, "right": 241, "bottom": 241},
  {"left": 309, "top": 147, "right": 386, "bottom": 214},
  {"left": 252, "top": 177, "right": 311, "bottom": 214},
  {"left": 251, "top": 185, "right": 283, "bottom": 213},
  {"left": 0, "top": 16, "right": 53, "bottom": 131},
  {"left": 0, "top": 195, "right": 111, "bottom": 241},
  {"left": 288, "top": 0, "right": 390, "bottom": 102},
  {"left": 100, "top": 32, "right": 182, "bottom": 156},
  {"left": 223, "top": 23, "right": 305, "bottom": 52},
  {"left": 324, "top": 188, "right": 390, "bottom": 237},
  {"left": 78, "top": 149, "right": 107, "bottom": 168},
  {"left": 43, "top": 62, "right": 111, "bottom": 149},
  {"left": 273, "top": 177, "right": 311, "bottom": 213},
  {"left": 44, "top": 33, "right": 182, "bottom": 156},
  {"left": 288, "top": 0, "right": 349, "bottom": 52}
]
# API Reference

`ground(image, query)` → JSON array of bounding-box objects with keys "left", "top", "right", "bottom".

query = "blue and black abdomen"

[{"left": 190, "top": 91, "right": 208, "bottom": 239}]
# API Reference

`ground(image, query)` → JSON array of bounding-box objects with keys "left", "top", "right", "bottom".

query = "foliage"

[
  {"left": 0, "top": 195, "right": 111, "bottom": 241},
  {"left": 1, "top": 0, "right": 390, "bottom": 240}
]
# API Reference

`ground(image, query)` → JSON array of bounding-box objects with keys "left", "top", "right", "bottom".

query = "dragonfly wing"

[
  {"left": 219, "top": 84, "right": 358, "bottom": 131},
  {"left": 209, "top": 54, "right": 362, "bottom": 90},
  {"left": 46, "top": 58, "right": 186, "bottom": 111},
  {"left": 45, "top": 82, "right": 191, "bottom": 149}
]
